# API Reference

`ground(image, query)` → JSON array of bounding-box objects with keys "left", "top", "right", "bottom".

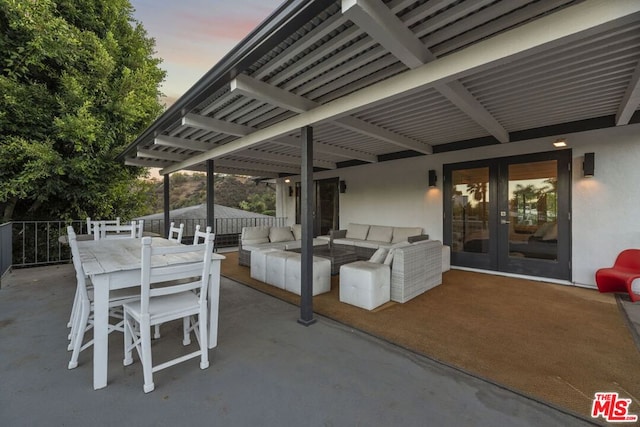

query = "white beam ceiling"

[
  {"left": 182, "top": 112, "right": 376, "bottom": 163},
  {"left": 230, "top": 74, "right": 433, "bottom": 154},
  {"left": 342, "top": 0, "right": 509, "bottom": 143},
  {"left": 616, "top": 58, "right": 640, "bottom": 125},
  {"left": 161, "top": 0, "right": 640, "bottom": 175}
]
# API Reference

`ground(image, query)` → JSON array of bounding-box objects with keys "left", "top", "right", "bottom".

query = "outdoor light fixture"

[
  {"left": 553, "top": 138, "right": 567, "bottom": 148},
  {"left": 428, "top": 170, "right": 437, "bottom": 187},
  {"left": 288, "top": 186, "right": 293, "bottom": 197},
  {"left": 339, "top": 180, "right": 347, "bottom": 193},
  {"left": 284, "top": 178, "right": 291, "bottom": 183},
  {"left": 583, "top": 152, "right": 595, "bottom": 178}
]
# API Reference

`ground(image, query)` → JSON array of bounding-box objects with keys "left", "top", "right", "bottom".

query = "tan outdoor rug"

[{"left": 221, "top": 251, "right": 640, "bottom": 418}]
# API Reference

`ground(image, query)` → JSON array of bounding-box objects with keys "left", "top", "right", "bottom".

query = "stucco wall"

[{"left": 277, "top": 123, "right": 640, "bottom": 288}]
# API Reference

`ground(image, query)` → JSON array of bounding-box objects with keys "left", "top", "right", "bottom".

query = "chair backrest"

[
  {"left": 193, "top": 225, "right": 213, "bottom": 245},
  {"left": 67, "top": 226, "right": 90, "bottom": 304},
  {"left": 135, "top": 219, "right": 144, "bottom": 238},
  {"left": 99, "top": 221, "right": 137, "bottom": 240},
  {"left": 87, "top": 217, "right": 121, "bottom": 240},
  {"left": 139, "top": 235, "right": 214, "bottom": 315},
  {"left": 615, "top": 249, "right": 640, "bottom": 270},
  {"left": 168, "top": 222, "right": 184, "bottom": 243}
]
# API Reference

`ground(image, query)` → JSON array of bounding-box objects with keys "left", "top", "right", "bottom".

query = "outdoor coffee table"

[{"left": 288, "top": 244, "right": 357, "bottom": 275}]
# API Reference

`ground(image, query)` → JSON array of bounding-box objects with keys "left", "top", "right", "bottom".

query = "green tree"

[{"left": 0, "top": 0, "right": 165, "bottom": 221}]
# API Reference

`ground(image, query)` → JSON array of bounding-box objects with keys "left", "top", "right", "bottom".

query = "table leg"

[
  {"left": 208, "top": 261, "right": 221, "bottom": 349},
  {"left": 92, "top": 276, "right": 110, "bottom": 390}
]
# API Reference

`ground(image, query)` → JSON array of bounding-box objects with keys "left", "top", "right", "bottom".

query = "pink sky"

[{"left": 129, "top": 0, "right": 283, "bottom": 106}]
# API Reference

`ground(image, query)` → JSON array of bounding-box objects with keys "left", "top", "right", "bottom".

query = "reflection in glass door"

[
  {"left": 445, "top": 150, "right": 571, "bottom": 280},
  {"left": 295, "top": 178, "right": 339, "bottom": 236}
]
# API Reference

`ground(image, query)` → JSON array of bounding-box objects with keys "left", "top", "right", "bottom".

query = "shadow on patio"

[
  {"left": 0, "top": 262, "right": 597, "bottom": 426},
  {"left": 220, "top": 251, "right": 640, "bottom": 420}
]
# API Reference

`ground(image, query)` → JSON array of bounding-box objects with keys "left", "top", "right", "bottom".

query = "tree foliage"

[{"left": 0, "top": 0, "right": 166, "bottom": 221}]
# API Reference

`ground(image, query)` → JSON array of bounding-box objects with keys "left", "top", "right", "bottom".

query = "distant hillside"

[{"left": 143, "top": 173, "right": 275, "bottom": 216}]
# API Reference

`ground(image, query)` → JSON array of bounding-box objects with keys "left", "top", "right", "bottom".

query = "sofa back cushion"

[
  {"left": 269, "top": 226, "right": 295, "bottom": 243},
  {"left": 291, "top": 224, "right": 302, "bottom": 240},
  {"left": 369, "top": 248, "right": 389, "bottom": 263},
  {"left": 242, "top": 226, "right": 271, "bottom": 245},
  {"left": 345, "top": 223, "right": 370, "bottom": 240},
  {"left": 367, "top": 225, "right": 393, "bottom": 243},
  {"left": 391, "top": 227, "right": 423, "bottom": 243}
]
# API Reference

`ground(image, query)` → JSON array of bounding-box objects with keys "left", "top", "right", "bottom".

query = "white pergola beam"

[
  {"left": 154, "top": 135, "right": 211, "bottom": 152},
  {"left": 342, "top": 0, "right": 429, "bottom": 69},
  {"left": 161, "top": 0, "right": 640, "bottom": 174},
  {"left": 137, "top": 148, "right": 189, "bottom": 162},
  {"left": 236, "top": 148, "right": 337, "bottom": 170},
  {"left": 231, "top": 73, "right": 316, "bottom": 113},
  {"left": 343, "top": 0, "right": 509, "bottom": 143},
  {"left": 616, "top": 59, "right": 640, "bottom": 125},
  {"left": 182, "top": 113, "right": 252, "bottom": 136},
  {"left": 335, "top": 116, "right": 432, "bottom": 154},
  {"left": 215, "top": 159, "right": 300, "bottom": 175},
  {"left": 231, "top": 73, "right": 431, "bottom": 153},
  {"left": 271, "top": 137, "right": 378, "bottom": 163}
]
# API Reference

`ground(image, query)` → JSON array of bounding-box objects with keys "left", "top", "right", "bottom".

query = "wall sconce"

[
  {"left": 288, "top": 186, "right": 293, "bottom": 197},
  {"left": 284, "top": 178, "right": 291, "bottom": 183},
  {"left": 583, "top": 152, "right": 595, "bottom": 178},
  {"left": 339, "top": 180, "right": 347, "bottom": 193},
  {"left": 428, "top": 170, "right": 437, "bottom": 187}
]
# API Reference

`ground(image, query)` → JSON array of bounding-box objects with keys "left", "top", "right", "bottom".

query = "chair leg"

[
  {"left": 68, "top": 304, "right": 90, "bottom": 370},
  {"left": 140, "top": 320, "right": 155, "bottom": 393},
  {"left": 123, "top": 311, "right": 134, "bottom": 366},
  {"left": 182, "top": 317, "right": 191, "bottom": 346},
  {"left": 67, "top": 287, "right": 80, "bottom": 328},
  {"left": 198, "top": 312, "right": 209, "bottom": 370}
]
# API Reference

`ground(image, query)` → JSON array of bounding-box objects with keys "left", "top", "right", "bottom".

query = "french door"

[
  {"left": 295, "top": 177, "right": 339, "bottom": 236},
  {"left": 443, "top": 150, "right": 571, "bottom": 280}
]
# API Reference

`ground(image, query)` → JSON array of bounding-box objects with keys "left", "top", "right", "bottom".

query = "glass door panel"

[
  {"left": 506, "top": 160, "right": 558, "bottom": 261},
  {"left": 451, "top": 167, "right": 490, "bottom": 254}
]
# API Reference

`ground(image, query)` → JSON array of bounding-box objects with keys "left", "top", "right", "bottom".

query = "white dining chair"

[
  {"left": 99, "top": 221, "right": 137, "bottom": 240},
  {"left": 135, "top": 219, "right": 145, "bottom": 238},
  {"left": 167, "top": 222, "right": 184, "bottom": 243},
  {"left": 87, "top": 217, "right": 120, "bottom": 240},
  {"left": 66, "top": 226, "right": 140, "bottom": 370},
  {"left": 193, "top": 224, "right": 213, "bottom": 245},
  {"left": 123, "top": 234, "right": 214, "bottom": 393}
]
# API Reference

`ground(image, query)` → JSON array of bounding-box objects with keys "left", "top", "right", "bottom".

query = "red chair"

[{"left": 595, "top": 249, "right": 640, "bottom": 302}]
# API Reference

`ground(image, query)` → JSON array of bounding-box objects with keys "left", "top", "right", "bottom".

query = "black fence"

[{"left": 6, "top": 217, "right": 286, "bottom": 269}]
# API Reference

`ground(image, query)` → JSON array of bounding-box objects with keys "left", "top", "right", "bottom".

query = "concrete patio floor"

[{"left": 0, "top": 264, "right": 596, "bottom": 426}]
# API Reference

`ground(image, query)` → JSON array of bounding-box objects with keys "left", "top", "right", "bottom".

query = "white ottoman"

[
  {"left": 250, "top": 248, "right": 281, "bottom": 282},
  {"left": 265, "top": 251, "right": 299, "bottom": 289},
  {"left": 339, "top": 261, "right": 390, "bottom": 310},
  {"left": 284, "top": 255, "right": 331, "bottom": 296}
]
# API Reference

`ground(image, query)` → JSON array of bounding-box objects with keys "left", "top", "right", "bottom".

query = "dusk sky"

[{"left": 129, "top": 0, "right": 284, "bottom": 106}]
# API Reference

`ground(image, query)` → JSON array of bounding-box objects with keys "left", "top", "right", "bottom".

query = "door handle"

[{"left": 501, "top": 220, "right": 511, "bottom": 224}]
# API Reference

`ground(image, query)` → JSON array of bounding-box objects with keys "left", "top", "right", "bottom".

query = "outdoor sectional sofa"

[
  {"left": 238, "top": 224, "right": 325, "bottom": 266},
  {"left": 318, "top": 223, "right": 429, "bottom": 259}
]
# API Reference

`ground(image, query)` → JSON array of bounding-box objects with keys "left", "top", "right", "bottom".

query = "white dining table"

[{"left": 76, "top": 237, "right": 225, "bottom": 390}]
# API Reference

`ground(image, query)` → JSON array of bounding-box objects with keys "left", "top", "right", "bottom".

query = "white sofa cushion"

[
  {"left": 367, "top": 225, "right": 393, "bottom": 243},
  {"left": 369, "top": 248, "right": 388, "bottom": 263},
  {"left": 391, "top": 227, "right": 423, "bottom": 243},
  {"left": 269, "top": 226, "right": 295, "bottom": 243},
  {"left": 346, "top": 223, "right": 370, "bottom": 240},
  {"left": 384, "top": 241, "right": 412, "bottom": 266},
  {"left": 291, "top": 224, "right": 302, "bottom": 240},
  {"left": 242, "top": 227, "right": 271, "bottom": 245}
]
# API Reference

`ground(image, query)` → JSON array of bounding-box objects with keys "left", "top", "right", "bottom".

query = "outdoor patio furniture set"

[
  {"left": 66, "top": 219, "right": 224, "bottom": 393},
  {"left": 241, "top": 223, "right": 451, "bottom": 310}
]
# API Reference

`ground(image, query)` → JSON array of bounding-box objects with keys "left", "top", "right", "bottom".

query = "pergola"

[{"left": 119, "top": 0, "right": 640, "bottom": 323}]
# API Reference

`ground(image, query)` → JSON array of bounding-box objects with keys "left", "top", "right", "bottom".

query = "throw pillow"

[
  {"left": 269, "top": 227, "right": 295, "bottom": 243},
  {"left": 369, "top": 248, "right": 388, "bottom": 264},
  {"left": 291, "top": 224, "right": 302, "bottom": 240},
  {"left": 367, "top": 225, "right": 393, "bottom": 242},
  {"left": 346, "top": 223, "right": 370, "bottom": 240}
]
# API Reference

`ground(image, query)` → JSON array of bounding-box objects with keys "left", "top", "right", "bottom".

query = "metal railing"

[{"left": 5, "top": 216, "right": 286, "bottom": 270}]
